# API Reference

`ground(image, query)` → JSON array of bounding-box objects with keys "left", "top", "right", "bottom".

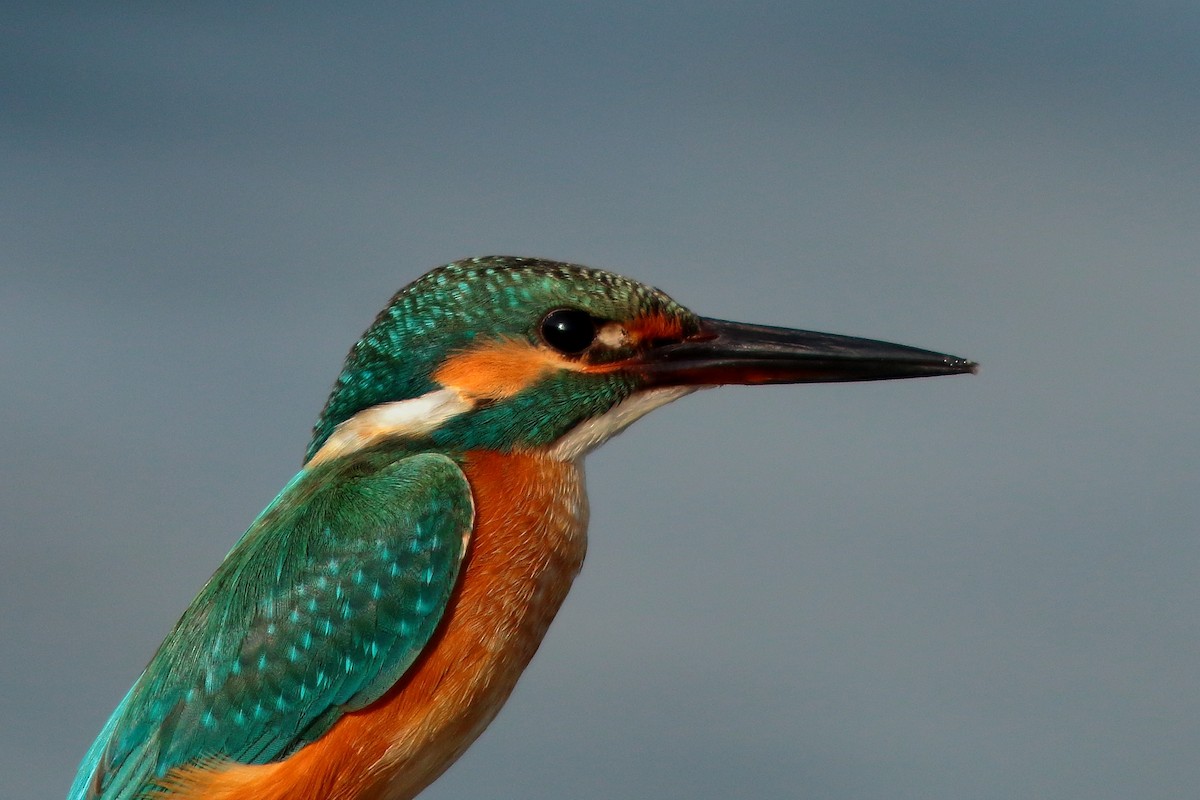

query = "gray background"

[{"left": 4, "top": 3, "right": 1198, "bottom": 799}]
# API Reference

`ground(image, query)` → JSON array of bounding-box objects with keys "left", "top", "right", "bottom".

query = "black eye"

[{"left": 540, "top": 308, "right": 597, "bottom": 354}]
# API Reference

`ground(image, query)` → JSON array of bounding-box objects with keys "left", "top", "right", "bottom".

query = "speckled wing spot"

[{"left": 72, "top": 451, "right": 474, "bottom": 800}]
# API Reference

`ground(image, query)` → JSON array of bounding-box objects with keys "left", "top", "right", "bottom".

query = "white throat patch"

[{"left": 546, "top": 386, "right": 698, "bottom": 462}]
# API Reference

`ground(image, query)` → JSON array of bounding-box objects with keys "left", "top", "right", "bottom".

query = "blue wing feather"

[{"left": 70, "top": 448, "right": 473, "bottom": 800}]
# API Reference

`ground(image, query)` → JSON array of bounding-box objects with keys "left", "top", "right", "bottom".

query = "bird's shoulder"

[{"left": 72, "top": 446, "right": 474, "bottom": 800}]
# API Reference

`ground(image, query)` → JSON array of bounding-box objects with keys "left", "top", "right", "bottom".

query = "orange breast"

[{"left": 161, "top": 450, "right": 588, "bottom": 800}]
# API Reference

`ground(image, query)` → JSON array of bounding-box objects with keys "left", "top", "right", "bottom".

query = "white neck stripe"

[
  {"left": 307, "top": 385, "right": 699, "bottom": 467},
  {"left": 306, "top": 388, "right": 473, "bottom": 466}
]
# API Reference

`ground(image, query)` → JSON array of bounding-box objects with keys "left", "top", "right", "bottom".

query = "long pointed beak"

[{"left": 639, "top": 317, "right": 977, "bottom": 387}]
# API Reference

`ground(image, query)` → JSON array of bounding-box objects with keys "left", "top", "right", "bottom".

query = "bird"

[{"left": 69, "top": 256, "right": 975, "bottom": 800}]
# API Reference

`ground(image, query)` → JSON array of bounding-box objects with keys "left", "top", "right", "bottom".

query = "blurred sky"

[{"left": 3, "top": 3, "right": 1198, "bottom": 799}]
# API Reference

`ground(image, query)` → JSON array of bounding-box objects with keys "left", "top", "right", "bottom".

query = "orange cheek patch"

[
  {"left": 434, "top": 339, "right": 570, "bottom": 400},
  {"left": 433, "top": 315, "right": 688, "bottom": 391}
]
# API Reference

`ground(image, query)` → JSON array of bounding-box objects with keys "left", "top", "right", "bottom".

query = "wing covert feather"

[{"left": 70, "top": 450, "right": 473, "bottom": 800}]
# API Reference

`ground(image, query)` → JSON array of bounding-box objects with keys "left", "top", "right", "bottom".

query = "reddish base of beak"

[{"left": 640, "top": 318, "right": 977, "bottom": 387}]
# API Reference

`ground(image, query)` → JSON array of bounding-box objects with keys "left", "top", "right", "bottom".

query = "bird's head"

[{"left": 305, "top": 256, "right": 974, "bottom": 465}]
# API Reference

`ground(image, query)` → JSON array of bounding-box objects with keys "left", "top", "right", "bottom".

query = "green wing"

[{"left": 71, "top": 449, "right": 474, "bottom": 800}]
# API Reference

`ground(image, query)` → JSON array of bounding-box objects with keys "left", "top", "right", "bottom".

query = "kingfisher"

[{"left": 70, "top": 256, "right": 974, "bottom": 800}]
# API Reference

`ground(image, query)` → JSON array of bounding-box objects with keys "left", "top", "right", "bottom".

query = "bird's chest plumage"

[
  {"left": 292, "top": 450, "right": 589, "bottom": 800},
  {"left": 377, "top": 450, "right": 588, "bottom": 793},
  {"left": 154, "top": 451, "right": 588, "bottom": 800}
]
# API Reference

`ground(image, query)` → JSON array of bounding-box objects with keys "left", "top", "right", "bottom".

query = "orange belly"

[{"left": 161, "top": 450, "right": 588, "bottom": 800}]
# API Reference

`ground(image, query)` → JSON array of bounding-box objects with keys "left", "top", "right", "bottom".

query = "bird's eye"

[{"left": 540, "top": 309, "right": 597, "bottom": 354}]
